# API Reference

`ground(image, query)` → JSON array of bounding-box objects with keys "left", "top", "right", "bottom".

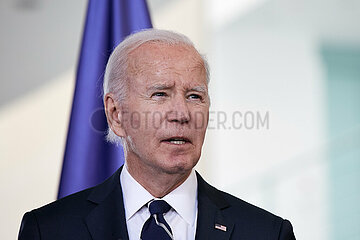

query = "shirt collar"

[
  {"left": 120, "top": 164, "right": 154, "bottom": 221},
  {"left": 163, "top": 169, "right": 198, "bottom": 226},
  {"left": 120, "top": 164, "right": 198, "bottom": 226}
]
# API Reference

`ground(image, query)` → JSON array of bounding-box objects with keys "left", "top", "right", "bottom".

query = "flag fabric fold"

[{"left": 58, "top": 0, "right": 152, "bottom": 199}]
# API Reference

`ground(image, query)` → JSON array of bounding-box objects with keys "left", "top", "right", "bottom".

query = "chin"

[
  {"left": 160, "top": 155, "right": 199, "bottom": 175},
  {"left": 161, "top": 166, "right": 191, "bottom": 175}
]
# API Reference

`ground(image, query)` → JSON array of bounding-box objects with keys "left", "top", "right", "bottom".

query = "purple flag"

[{"left": 58, "top": 0, "right": 152, "bottom": 199}]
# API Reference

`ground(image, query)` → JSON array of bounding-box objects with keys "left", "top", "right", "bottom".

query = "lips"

[{"left": 161, "top": 136, "right": 191, "bottom": 145}]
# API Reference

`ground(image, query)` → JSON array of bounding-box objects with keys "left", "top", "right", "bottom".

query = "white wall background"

[{"left": 1, "top": 0, "right": 360, "bottom": 239}]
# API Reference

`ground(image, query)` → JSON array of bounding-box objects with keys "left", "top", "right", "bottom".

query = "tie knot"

[{"left": 148, "top": 200, "right": 171, "bottom": 215}]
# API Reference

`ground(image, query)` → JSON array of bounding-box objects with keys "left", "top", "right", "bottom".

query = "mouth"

[{"left": 161, "top": 137, "right": 191, "bottom": 145}]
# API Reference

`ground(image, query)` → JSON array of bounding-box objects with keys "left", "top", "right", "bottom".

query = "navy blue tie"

[{"left": 141, "top": 200, "right": 173, "bottom": 240}]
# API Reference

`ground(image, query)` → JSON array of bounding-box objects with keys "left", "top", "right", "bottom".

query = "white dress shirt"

[{"left": 120, "top": 164, "right": 198, "bottom": 240}]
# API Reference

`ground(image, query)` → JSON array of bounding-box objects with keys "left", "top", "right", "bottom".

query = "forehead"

[{"left": 127, "top": 42, "right": 206, "bottom": 79}]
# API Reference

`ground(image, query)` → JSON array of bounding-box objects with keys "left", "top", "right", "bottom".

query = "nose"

[{"left": 166, "top": 96, "right": 190, "bottom": 124}]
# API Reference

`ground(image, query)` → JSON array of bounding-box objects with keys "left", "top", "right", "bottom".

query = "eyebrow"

[
  {"left": 147, "top": 83, "right": 174, "bottom": 91},
  {"left": 147, "top": 84, "right": 208, "bottom": 94},
  {"left": 190, "top": 86, "right": 207, "bottom": 94}
]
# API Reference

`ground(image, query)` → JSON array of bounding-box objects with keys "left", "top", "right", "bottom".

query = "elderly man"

[{"left": 19, "top": 29, "right": 296, "bottom": 240}]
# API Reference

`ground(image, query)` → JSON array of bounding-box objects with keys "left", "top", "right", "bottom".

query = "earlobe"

[{"left": 104, "top": 93, "right": 126, "bottom": 137}]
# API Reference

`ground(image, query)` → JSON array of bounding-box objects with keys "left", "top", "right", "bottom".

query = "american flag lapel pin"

[{"left": 215, "top": 223, "right": 227, "bottom": 232}]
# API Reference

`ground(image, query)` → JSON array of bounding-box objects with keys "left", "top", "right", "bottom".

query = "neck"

[{"left": 125, "top": 161, "right": 191, "bottom": 198}]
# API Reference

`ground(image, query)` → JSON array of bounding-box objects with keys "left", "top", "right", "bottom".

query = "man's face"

[{"left": 119, "top": 42, "right": 209, "bottom": 175}]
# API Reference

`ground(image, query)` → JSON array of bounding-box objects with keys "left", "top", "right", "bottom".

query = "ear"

[{"left": 104, "top": 93, "right": 126, "bottom": 137}]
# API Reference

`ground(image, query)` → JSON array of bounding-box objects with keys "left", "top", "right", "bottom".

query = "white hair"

[{"left": 103, "top": 28, "right": 210, "bottom": 145}]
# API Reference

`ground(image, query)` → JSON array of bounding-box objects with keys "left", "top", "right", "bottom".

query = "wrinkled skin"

[{"left": 105, "top": 42, "right": 209, "bottom": 197}]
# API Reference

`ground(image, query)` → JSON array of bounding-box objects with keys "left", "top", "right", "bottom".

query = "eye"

[
  {"left": 188, "top": 94, "right": 202, "bottom": 100},
  {"left": 151, "top": 92, "right": 167, "bottom": 98}
]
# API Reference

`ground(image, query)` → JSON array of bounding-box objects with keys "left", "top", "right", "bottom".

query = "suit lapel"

[
  {"left": 83, "top": 168, "right": 234, "bottom": 240},
  {"left": 85, "top": 167, "right": 129, "bottom": 240},
  {"left": 195, "top": 173, "right": 234, "bottom": 240}
]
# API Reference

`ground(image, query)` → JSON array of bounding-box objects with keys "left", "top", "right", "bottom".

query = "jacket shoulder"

[
  {"left": 32, "top": 167, "right": 122, "bottom": 219},
  {"left": 34, "top": 186, "right": 96, "bottom": 218},
  {"left": 198, "top": 173, "right": 283, "bottom": 222},
  {"left": 19, "top": 187, "right": 97, "bottom": 240},
  {"left": 197, "top": 174, "right": 295, "bottom": 239},
  {"left": 19, "top": 168, "right": 123, "bottom": 239},
  {"left": 214, "top": 187, "right": 295, "bottom": 239},
  {"left": 221, "top": 189, "right": 283, "bottom": 222}
]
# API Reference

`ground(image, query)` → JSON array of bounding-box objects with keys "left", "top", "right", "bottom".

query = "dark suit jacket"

[{"left": 19, "top": 166, "right": 296, "bottom": 239}]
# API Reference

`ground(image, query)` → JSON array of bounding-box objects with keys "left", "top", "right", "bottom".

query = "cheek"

[
  {"left": 146, "top": 111, "right": 163, "bottom": 130},
  {"left": 125, "top": 110, "right": 164, "bottom": 139},
  {"left": 123, "top": 112, "right": 142, "bottom": 130},
  {"left": 192, "top": 109, "right": 209, "bottom": 130}
]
